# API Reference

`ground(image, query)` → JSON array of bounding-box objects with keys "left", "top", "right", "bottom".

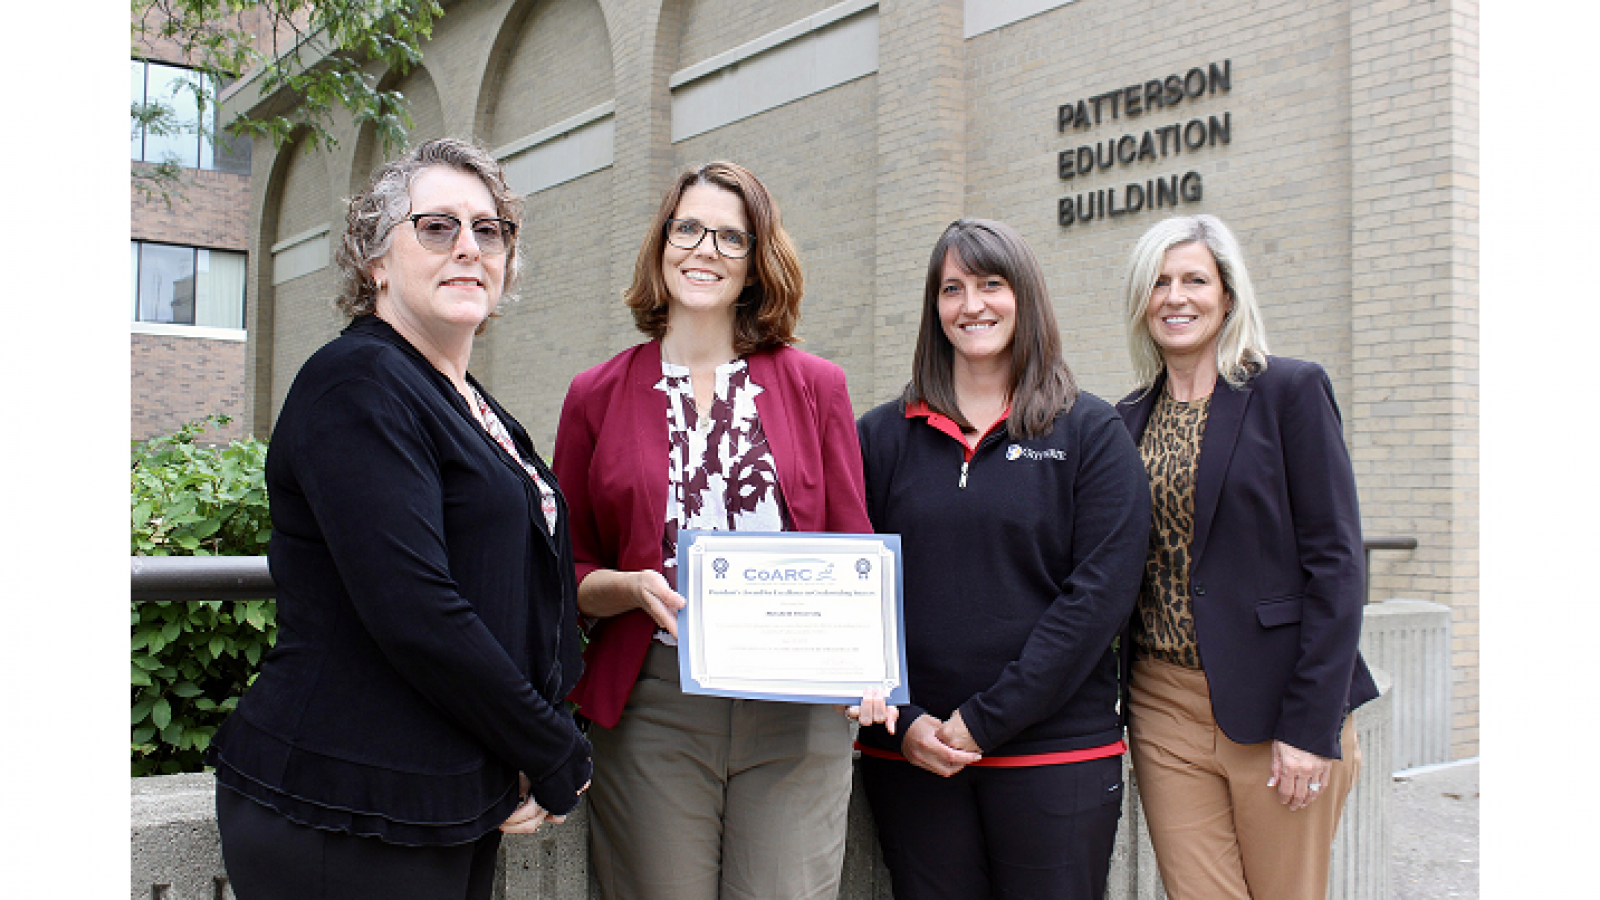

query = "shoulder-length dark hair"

[
  {"left": 901, "top": 218, "right": 1078, "bottom": 441},
  {"left": 624, "top": 161, "right": 804, "bottom": 355}
]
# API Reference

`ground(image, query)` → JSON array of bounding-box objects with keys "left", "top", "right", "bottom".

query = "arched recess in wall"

[
  {"left": 348, "top": 64, "right": 448, "bottom": 195},
  {"left": 261, "top": 128, "right": 343, "bottom": 426},
  {"left": 481, "top": 0, "right": 615, "bottom": 197}
]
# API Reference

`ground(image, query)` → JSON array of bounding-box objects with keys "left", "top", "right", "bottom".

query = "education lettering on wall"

[{"left": 1056, "top": 60, "right": 1232, "bottom": 228}]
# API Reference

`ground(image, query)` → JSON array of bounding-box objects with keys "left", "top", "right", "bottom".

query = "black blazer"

[
  {"left": 208, "top": 316, "right": 591, "bottom": 845},
  {"left": 1117, "top": 356, "right": 1377, "bottom": 759}
]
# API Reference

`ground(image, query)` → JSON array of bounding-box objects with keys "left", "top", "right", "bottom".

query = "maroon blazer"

[
  {"left": 552, "top": 340, "right": 873, "bottom": 727},
  {"left": 1117, "top": 356, "right": 1377, "bottom": 759}
]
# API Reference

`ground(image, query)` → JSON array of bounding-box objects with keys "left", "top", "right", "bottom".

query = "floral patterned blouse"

[
  {"left": 655, "top": 358, "right": 789, "bottom": 644},
  {"left": 469, "top": 386, "right": 558, "bottom": 535}
]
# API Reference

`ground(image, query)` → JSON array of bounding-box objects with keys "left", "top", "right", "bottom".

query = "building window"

[
  {"left": 132, "top": 59, "right": 214, "bottom": 170},
  {"left": 132, "top": 241, "right": 247, "bottom": 330}
]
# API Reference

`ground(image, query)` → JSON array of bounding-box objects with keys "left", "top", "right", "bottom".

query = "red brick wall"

[
  {"left": 132, "top": 6, "right": 297, "bottom": 67},
  {"left": 132, "top": 163, "right": 250, "bottom": 250},
  {"left": 131, "top": 333, "right": 248, "bottom": 444}
]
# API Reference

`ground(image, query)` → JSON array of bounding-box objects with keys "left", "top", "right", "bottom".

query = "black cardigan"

[
  {"left": 207, "top": 316, "right": 591, "bottom": 845},
  {"left": 855, "top": 391, "right": 1150, "bottom": 757}
]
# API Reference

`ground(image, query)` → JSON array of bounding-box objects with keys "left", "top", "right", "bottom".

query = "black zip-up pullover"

[{"left": 856, "top": 391, "right": 1150, "bottom": 757}]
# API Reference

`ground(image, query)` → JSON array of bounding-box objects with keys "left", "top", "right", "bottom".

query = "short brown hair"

[
  {"left": 624, "top": 161, "right": 803, "bottom": 354},
  {"left": 335, "top": 137, "right": 524, "bottom": 322},
  {"left": 902, "top": 218, "right": 1078, "bottom": 441}
]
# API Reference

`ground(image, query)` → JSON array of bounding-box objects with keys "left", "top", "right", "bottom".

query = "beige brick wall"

[
  {"left": 234, "top": 0, "right": 1479, "bottom": 753},
  {"left": 485, "top": 0, "right": 614, "bottom": 147},
  {"left": 483, "top": 168, "right": 619, "bottom": 450},
  {"left": 1349, "top": 0, "right": 1479, "bottom": 757},
  {"left": 963, "top": 1, "right": 1355, "bottom": 404},
  {"left": 676, "top": 0, "right": 839, "bottom": 69},
  {"left": 675, "top": 75, "right": 882, "bottom": 412},
  {"left": 872, "top": 0, "right": 967, "bottom": 399}
]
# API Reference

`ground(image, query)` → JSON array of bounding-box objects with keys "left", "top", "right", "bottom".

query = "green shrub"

[{"left": 131, "top": 415, "right": 275, "bottom": 776}]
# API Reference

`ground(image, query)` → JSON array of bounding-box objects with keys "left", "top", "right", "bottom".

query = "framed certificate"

[{"left": 675, "top": 531, "right": 908, "bottom": 705}]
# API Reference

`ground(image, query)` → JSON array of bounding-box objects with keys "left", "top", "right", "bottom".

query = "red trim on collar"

[{"left": 905, "top": 401, "right": 1011, "bottom": 461}]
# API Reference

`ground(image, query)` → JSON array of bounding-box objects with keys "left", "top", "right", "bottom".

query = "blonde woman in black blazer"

[{"left": 1115, "top": 215, "right": 1377, "bottom": 900}]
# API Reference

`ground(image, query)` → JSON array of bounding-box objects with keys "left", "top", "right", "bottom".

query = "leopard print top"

[{"left": 1134, "top": 389, "right": 1210, "bottom": 669}]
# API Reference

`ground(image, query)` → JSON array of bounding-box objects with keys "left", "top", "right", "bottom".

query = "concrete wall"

[
  {"left": 228, "top": 0, "right": 1478, "bottom": 754},
  {"left": 131, "top": 676, "right": 1391, "bottom": 900},
  {"left": 1361, "top": 598, "right": 1453, "bottom": 771}
]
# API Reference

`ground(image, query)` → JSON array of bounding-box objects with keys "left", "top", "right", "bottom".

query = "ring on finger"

[{"left": 1308, "top": 782, "right": 1323, "bottom": 792}]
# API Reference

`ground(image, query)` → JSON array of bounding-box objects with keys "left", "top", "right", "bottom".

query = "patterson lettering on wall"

[{"left": 1056, "top": 60, "right": 1232, "bottom": 228}]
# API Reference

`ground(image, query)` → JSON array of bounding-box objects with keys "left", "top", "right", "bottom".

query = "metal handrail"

[
  {"left": 1363, "top": 536, "right": 1418, "bottom": 604},
  {"left": 131, "top": 556, "right": 275, "bottom": 601},
  {"left": 133, "top": 538, "right": 1418, "bottom": 604}
]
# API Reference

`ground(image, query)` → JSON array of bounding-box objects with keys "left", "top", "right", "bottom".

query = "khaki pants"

[
  {"left": 586, "top": 642, "right": 854, "bottom": 900},
  {"left": 1128, "top": 658, "right": 1359, "bottom": 900}
]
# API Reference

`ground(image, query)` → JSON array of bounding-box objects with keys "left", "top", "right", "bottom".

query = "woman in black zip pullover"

[{"left": 854, "top": 219, "right": 1150, "bottom": 900}]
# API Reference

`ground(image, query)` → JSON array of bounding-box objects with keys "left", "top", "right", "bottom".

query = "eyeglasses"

[
  {"left": 664, "top": 218, "right": 756, "bottom": 259},
  {"left": 405, "top": 213, "right": 518, "bottom": 255}
]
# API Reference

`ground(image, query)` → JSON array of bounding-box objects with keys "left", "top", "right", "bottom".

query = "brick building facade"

[
  {"left": 130, "top": 11, "right": 266, "bottom": 444},
  {"left": 227, "top": 0, "right": 1479, "bottom": 755}
]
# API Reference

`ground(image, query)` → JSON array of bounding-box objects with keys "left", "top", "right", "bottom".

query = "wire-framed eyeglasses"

[
  {"left": 405, "top": 213, "right": 518, "bottom": 255},
  {"left": 664, "top": 218, "right": 756, "bottom": 259}
]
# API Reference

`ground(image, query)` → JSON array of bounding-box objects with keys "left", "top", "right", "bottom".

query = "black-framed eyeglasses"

[
  {"left": 405, "top": 213, "right": 518, "bottom": 255},
  {"left": 664, "top": 218, "right": 756, "bottom": 259}
]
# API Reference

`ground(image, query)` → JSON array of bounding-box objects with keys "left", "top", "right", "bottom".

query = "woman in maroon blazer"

[
  {"left": 1115, "top": 214, "right": 1378, "bottom": 900},
  {"left": 551, "top": 161, "right": 875, "bottom": 900}
]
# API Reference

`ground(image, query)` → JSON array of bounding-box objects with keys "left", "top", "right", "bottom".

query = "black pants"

[
  {"left": 216, "top": 785, "right": 502, "bottom": 900},
  {"left": 862, "top": 754, "right": 1124, "bottom": 900}
]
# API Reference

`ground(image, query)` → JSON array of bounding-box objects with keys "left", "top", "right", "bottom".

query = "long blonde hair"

[{"left": 1122, "top": 214, "right": 1269, "bottom": 390}]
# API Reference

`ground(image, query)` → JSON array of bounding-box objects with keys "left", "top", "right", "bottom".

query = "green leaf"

[
  {"left": 170, "top": 682, "right": 203, "bottom": 699},
  {"left": 151, "top": 698, "right": 172, "bottom": 730}
]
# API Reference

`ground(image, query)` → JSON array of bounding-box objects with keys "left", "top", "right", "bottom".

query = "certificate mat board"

[{"left": 675, "top": 531, "right": 908, "bottom": 704}]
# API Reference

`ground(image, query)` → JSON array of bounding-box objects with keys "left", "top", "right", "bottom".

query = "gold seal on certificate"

[{"left": 675, "top": 531, "right": 909, "bottom": 704}]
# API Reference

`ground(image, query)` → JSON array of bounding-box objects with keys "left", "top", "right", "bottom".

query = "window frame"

[
  {"left": 131, "top": 58, "right": 215, "bottom": 171},
  {"left": 130, "top": 240, "right": 248, "bottom": 338}
]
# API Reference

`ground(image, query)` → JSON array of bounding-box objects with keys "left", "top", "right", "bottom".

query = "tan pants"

[
  {"left": 1128, "top": 658, "right": 1359, "bottom": 900},
  {"left": 586, "top": 642, "right": 854, "bottom": 900}
]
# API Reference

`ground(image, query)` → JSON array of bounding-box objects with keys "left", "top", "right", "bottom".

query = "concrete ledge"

[
  {"left": 131, "top": 772, "right": 232, "bottom": 900},
  {"left": 132, "top": 674, "right": 1391, "bottom": 899}
]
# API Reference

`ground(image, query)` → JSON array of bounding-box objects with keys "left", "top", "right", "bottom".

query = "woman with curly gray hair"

[{"left": 206, "top": 137, "right": 591, "bottom": 900}]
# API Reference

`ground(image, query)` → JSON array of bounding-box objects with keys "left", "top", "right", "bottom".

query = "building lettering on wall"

[{"left": 1056, "top": 60, "right": 1232, "bottom": 227}]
